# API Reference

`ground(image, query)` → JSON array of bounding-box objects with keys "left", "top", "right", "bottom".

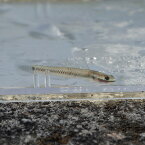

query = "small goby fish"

[{"left": 32, "top": 65, "right": 115, "bottom": 82}]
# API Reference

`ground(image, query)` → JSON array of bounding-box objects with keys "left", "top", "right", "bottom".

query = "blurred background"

[{"left": 0, "top": 0, "right": 145, "bottom": 88}]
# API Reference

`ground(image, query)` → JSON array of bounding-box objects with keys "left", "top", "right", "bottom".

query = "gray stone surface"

[{"left": 0, "top": 100, "right": 145, "bottom": 145}]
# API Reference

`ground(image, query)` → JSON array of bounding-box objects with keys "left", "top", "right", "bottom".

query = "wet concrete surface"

[{"left": 0, "top": 98, "right": 145, "bottom": 145}]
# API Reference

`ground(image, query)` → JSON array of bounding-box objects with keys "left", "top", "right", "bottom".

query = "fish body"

[{"left": 32, "top": 65, "right": 115, "bottom": 82}]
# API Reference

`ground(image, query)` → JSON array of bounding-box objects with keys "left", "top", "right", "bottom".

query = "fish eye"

[{"left": 105, "top": 76, "right": 110, "bottom": 81}]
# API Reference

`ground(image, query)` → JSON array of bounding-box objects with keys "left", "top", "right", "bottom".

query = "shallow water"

[{"left": 1, "top": 0, "right": 145, "bottom": 88}]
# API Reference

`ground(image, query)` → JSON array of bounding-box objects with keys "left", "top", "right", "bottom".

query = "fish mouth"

[{"left": 97, "top": 78, "right": 116, "bottom": 82}]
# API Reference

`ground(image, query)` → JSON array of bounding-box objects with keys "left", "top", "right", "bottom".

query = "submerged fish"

[{"left": 32, "top": 65, "right": 115, "bottom": 82}]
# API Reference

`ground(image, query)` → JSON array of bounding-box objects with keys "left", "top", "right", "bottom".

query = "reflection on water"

[{"left": 0, "top": 0, "right": 145, "bottom": 87}]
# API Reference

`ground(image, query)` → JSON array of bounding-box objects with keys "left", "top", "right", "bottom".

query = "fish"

[{"left": 32, "top": 65, "right": 115, "bottom": 82}]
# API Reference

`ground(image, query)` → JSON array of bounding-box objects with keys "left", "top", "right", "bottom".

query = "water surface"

[{"left": 1, "top": 0, "right": 145, "bottom": 88}]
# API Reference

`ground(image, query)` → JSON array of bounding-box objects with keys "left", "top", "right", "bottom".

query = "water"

[{"left": 1, "top": 0, "right": 145, "bottom": 88}]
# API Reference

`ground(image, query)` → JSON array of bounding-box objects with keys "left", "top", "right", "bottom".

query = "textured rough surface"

[{"left": 0, "top": 100, "right": 145, "bottom": 145}]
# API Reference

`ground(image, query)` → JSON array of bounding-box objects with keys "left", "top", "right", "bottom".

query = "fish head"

[{"left": 90, "top": 71, "right": 116, "bottom": 82}]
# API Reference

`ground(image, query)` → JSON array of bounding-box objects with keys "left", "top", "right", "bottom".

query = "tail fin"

[{"left": 18, "top": 65, "right": 33, "bottom": 73}]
